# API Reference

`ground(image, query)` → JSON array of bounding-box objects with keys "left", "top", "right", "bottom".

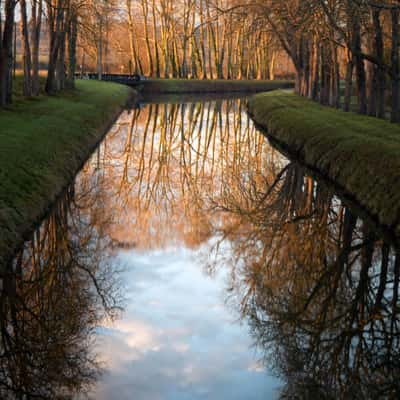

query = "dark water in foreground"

[{"left": 3, "top": 97, "right": 400, "bottom": 399}]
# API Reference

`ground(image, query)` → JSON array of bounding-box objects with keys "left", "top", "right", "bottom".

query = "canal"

[{"left": 4, "top": 96, "right": 399, "bottom": 399}]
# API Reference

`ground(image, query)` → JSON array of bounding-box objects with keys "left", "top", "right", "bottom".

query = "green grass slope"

[
  {"left": 248, "top": 91, "right": 400, "bottom": 238},
  {"left": 0, "top": 80, "right": 133, "bottom": 266}
]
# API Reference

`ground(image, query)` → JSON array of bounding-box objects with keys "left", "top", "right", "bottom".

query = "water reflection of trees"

[
  {"left": 211, "top": 161, "right": 400, "bottom": 399},
  {"left": 2, "top": 183, "right": 122, "bottom": 399},
  {"left": 7, "top": 98, "right": 397, "bottom": 398},
  {"left": 91, "top": 98, "right": 279, "bottom": 249},
  {"left": 89, "top": 98, "right": 400, "bottom": 397}
]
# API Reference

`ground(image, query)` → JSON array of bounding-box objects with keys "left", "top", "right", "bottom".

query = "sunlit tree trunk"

[
  {"left": 151, "top": 0, "right": 160, "bottom": 77},
  {"left": 45, "top": 0, "right": 64, "bottom": 94},
  {"left": 141, "top": 0, "right": 153, "bottom": 75},
  {"left": 66, "top": 9, "right": 78, "bottom": 89},
  {"left": 20, "top": 0, "right": 32, "bottom": 96},
  {"left": 31, "top": 0, "right": 43, "bottom": 96}
]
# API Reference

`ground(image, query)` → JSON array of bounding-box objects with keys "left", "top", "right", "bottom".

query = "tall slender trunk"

[
  {"left": 45, "top": 0, "right": 64, "bottom": 94},
  {"left": 31, "top": 0, "right": 43, "bottom": 96},
  {"left": 343, "top": 49, "right": 353, "bottom": 112},
  {"left": 20, "top": 0, "right": 32, "bottom": 97},
  {"left": 66, "top": 10, "right": 77, "bottom": 89},
  {"left": 126, "top": 0, "right": 141, "bottom": 75},
  {"left": 97, "top": 21, "right": 103, "bottom": 79},
  {"left": 141, "top": 0, "right": 153, "bottom": 75},
  {"left": 391, "top": 8, "right": 400, "bottom": 123},
  {"left": 0, "top": 0, "right": 17, "bottom": 106},
  {"left": 353, "top": 12, "right": 367, "bottom": 114},
  {"left": 151, "top": 0, "right": 160, "bottom": 77},
  {"left": 372, "top": 8, "right": 385, "bottom": 118},
  {"left": 56, "top": 1, "right": 68, "bottom": 91}
]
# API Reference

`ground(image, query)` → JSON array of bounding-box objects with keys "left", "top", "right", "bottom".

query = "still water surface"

[{"left": 5, "top": 96, "right": 400, "bottom": 399}]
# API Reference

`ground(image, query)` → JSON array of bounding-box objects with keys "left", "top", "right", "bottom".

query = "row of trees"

[
  {"left": 0, "top": 0, "right": 96, "bottom": 107},
  {"left": 3, "top": 0, "right": 400, "bottom": 122},
  {"left": 119, "top": 0, "right": 282, "bottom": 80},
  {"left": 251, "top": 0, "right": 400, "bottom": 121}
]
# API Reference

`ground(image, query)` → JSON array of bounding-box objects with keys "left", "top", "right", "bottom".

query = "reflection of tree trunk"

[
  {"left": 391, "top": 250, "right": 400, "bottom": 332},
  {"left": 374, "top": 243, "right": 389, "bottom": 310}
]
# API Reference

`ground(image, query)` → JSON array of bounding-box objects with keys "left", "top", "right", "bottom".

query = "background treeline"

[
  {"left": 2, "top": 0, "right": 400, "bottom": 123},
  {"left": 118, "top": 0, "right": 286, "bottom": 80},
  {"left": 0, "top": 0, "right": 83, "bottom": 106},
  {"left": 59, "top": 0, "right": 293, "bottom": 81},
  {"left": 0, "top": 0, "right": 293, "bottom": 108},
  {"left": 253, "top": 0, "right": 400, "bottom": 121}
]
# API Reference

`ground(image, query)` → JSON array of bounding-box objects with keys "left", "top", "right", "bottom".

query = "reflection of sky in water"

[{"left": 92, "top": 246, "right": 280, "bottom": 399}]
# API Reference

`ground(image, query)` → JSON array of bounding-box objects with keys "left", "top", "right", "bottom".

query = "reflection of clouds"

[
  {"left": 248, "top": 361, "right": 266, "bottom": 373},
  {"left": 116, "top": 320, "right": 162, "bottom": 351},
  {"left": 92, "top": 246, "right": 281, "bottom": 400}
]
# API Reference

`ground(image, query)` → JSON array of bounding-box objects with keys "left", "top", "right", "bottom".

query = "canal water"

[{"left": 4, "top": 96, "right": 400, "bottom": 399}]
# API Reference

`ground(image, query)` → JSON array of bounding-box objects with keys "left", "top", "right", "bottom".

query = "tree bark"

[
  {"left": 31, "top": 0, "right": 43, "bottom": 96},
  {"left": 20, "top": 0, "right": 33, "bottom": 97},
  {"left": 66, "top": 10, "right": 77, "bottom": 89},
  {"left": 372, "top": 8, "right": 385, "bottom": 119},
  {"left": 45, "top": 0, "right": 64, "bottom": 94},
  {"left": 391, "top": 8, "right": 400, "bottom": 123},
  {"left": 0, "top": 0, "right": 17, "bottom": 106}
]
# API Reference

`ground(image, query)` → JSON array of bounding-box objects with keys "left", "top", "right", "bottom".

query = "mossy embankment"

[
  {"left": 138, "top": 79, "right": 293, "bottom": 94},
  {"left": 247, "top": 91, "right": 400, "bottom": 238},
  {"left": 0, "top": 80, "right": 135, "bottom": 266}
]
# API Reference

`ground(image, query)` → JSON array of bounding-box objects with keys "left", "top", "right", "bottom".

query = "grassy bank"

[
  {"left": 138, "top": 79, "right": 293, "bottom": 94},
  {"left": 247, "top": 91, "right": 400, "bottom": 238},
  {"left": 0, "top": 80, "right": 134, "bottom": 266}
]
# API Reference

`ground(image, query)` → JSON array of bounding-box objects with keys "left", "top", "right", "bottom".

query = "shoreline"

[
  {"left": 133, "top": 79, "right": 294, "bottom": 94},
  {"left": 247, "top": 91, "right": 400, "bottom": 240},
  {"left": 0, "top": 80, "right": 137, "bottom": 267}
]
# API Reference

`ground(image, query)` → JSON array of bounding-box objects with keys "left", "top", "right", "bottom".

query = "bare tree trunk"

[
  {"left": 56, "top": 2, "right": 68, "bottom": 91},
  {"left": 141, "top": 0, "right": 153, "bottom": 75},
  {"left": 151, "top": 0, "right": 160, "bottom": 77},
  {"left": 269, "top": 51, "right": 276, "bottom": 81},
  {"left": 372, "top": 8, "right": 385, "bottom": 119},
  {"left": 391, "top": 8, "right": 400, "bottom": 123},
  {"left": 366, "top": 58, "right": 377, "bottom": 116},
  {"left": 343, "top": 49, "right": 353, "bottom": 112},
  {"left": 0, "top": 0, "right": 17, "bottom": 106},
  {"left": 45, "top": 0, "right": 64, "bottom": 94},
  {"left": 97, "top": 21, "right": 103, "bottom": 80},
  {"left": 353, "top": 13, "right": 367, "bottom": 114},
  {"left": 199, "top": 0, "right": 207, "bottom": 79},
  {"left": 66, "top": 10, "right": 77, "bottom": 89},
  {"left": 20, "top": 0, "right": 32, "bottom": 97},
  {"left": 126, "top": 0, "right": 141, "bottom": 75},
  {"left": 31, "top": 0, "right": 43, "bottom": 96}
]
